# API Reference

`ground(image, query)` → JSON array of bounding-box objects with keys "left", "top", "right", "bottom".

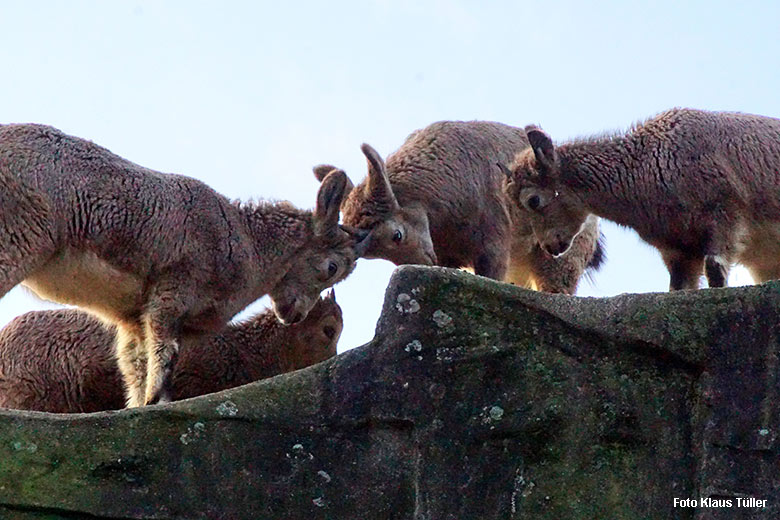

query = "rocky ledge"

[{"left": 1, "top": 266, "right": 778, "bottom": 519}]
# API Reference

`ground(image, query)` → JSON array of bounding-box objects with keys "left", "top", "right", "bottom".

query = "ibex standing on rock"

[
  {"left": 505, "top": 108, "right": 780, "bottom": 290},
  {"left": 0, "top": 124, "right": 367, "bottom": 406},
  {"left": 315, "top": 121, "right": 603, "bottom": 294}
]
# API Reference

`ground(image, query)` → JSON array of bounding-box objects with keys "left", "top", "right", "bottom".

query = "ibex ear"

[
  {"left": 313, "top": 164, "right": 338, "bottom": 182},
  {"left": 314, "top": 169, "right": 348, "bottom": 236},
  {"left": 525, "top": 126, "right": 557, "bottom": 173},
  {"left": 313, "top": 165, "right": 355, "bottom": 200},
  {"left": 361, "top": 143, "right": 399, "bottom": 211}
]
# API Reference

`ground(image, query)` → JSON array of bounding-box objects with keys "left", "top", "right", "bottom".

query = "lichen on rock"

[{"left": 1, "top": 266, "right": 779, "bottom": 519}]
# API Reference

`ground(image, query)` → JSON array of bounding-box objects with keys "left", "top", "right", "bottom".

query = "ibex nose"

[
  {"left": 549, "top": 239, "right": 570, "bottom": 257},
  {"left": 543, "top": 240, "right": 567, "bottom": 257},
  {"left": 277, "top": 302, "right": 304, "bottom": 325}
]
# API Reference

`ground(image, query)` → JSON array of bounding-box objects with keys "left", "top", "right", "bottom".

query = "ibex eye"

[
  {"left": 327, "top": 262, "right": 338, "bottom": 277},
  {"left": 392, "top": 230, "right": 403, "bottom": 243},
  {"left": 527, "top": 195, "right": 541, "bottom": 210}
]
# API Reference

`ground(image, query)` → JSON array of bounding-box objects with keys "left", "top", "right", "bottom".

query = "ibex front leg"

[
  {"left": 114, "top": 326, "right": 147, "bottom": 408},
  {"left": 474, "top": 232, "right": 510, "bottom": 281},
  {"left": 662, "top": 250, "right": 704, "bottom": 291},
  {"left": 142, "top": 286, "right": 188, "bottom": 405}
]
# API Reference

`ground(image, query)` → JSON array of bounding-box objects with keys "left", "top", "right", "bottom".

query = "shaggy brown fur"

[
  {"left": 0, "top": 292, "right": 341, "bottom": 413},
  {"left": 507, "top": 108, "right": 780, "bottom": 290},
  {"left": 0, "top": 124, "right": 367, "bottom": 406},
  {"left": 315, "top": 121, "right": 603, "bottom": 294}
]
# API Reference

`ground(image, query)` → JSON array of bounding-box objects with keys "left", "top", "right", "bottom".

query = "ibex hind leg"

[
  {"left": 0, "top": 177, "right": 57, "bottom": 298},
  {"left": 704, "top": 255, "right": 730, "bottom": 288}
]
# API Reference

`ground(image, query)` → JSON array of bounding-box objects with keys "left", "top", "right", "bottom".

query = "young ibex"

[
  {"left": 315, "top": 121, "right": 603, "bottom": 293},
  {"left": 505, "top": 108, "right": 780, "bottom": 290},
  {"left": 0, "top": 124, "right": 367, "bottom": 406},
  {"left": 0, "top": 291, "right": 342, "bottom": 413}
]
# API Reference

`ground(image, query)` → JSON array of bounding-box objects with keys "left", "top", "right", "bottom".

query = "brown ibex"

[
  {"left": 315, "top": 121, "right": 603, "bottom": 293},
  {"left": 0, "top": 291, "right": 342, "bottom": 413},
  {"left": 505, "top": 108, "right": 780, "bottom": 290},
  {"left": 0, "top": 124, "right": 366, "bottom": 406}
]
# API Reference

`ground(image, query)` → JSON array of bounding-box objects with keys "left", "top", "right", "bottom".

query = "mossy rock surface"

[{"left": 1, "top": 266, "right": 778, "bottom": 519}]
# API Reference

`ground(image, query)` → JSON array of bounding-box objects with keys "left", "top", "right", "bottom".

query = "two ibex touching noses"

[
  {"left": 2, "top": 107, "right": 779, "bottom": 411},
  {"left": 314, "top": 121, "right": 604, "bottom": 295}
]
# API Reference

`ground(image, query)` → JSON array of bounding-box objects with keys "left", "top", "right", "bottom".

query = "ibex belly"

[{"left": 23, "top": 249, "right": 144, "bottom": 322}]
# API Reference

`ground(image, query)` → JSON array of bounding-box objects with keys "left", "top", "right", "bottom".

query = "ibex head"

[
  {"left": 270, "top": 170, "right": 369, "bottom": 325},
  {"left": 313, "top": 143, "right": 437, "bottom": 267},
  {"left": 502, "top": 126, "right": 590, "bottom": 257}
]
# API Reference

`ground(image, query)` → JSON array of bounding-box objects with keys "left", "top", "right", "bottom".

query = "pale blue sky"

[{"left": 0, "top": 1, "right": 778, "bottom": 350}]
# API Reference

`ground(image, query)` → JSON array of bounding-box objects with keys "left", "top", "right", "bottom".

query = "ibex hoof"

[{"left": 145, "top": 389, "right": 172, "bottom": 406}]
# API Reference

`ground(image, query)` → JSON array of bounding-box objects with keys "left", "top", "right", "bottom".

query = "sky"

[{"left": 0, "top": 1, "right": 778, "bottom": 352}]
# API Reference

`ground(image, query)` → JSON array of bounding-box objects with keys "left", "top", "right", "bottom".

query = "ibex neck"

[
  {"left": 240, "top": 201, "right": 313, "bottom": 273},
  {"left": 558, "top": 133, "right": 644, "bottom": 227}
]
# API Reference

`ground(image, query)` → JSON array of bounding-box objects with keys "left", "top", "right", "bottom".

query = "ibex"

[
  {"left": 0, "top": 123, "right": 367, "bottom": 406},
  {"left": 0, "top": 291, "right": 342, "bottom": 413},
  {"left": 505, "top": 108, "right": 780, "bottom": 290},
  {"left": 315, "top": 121, "right": 603, "bottom": 293}
]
